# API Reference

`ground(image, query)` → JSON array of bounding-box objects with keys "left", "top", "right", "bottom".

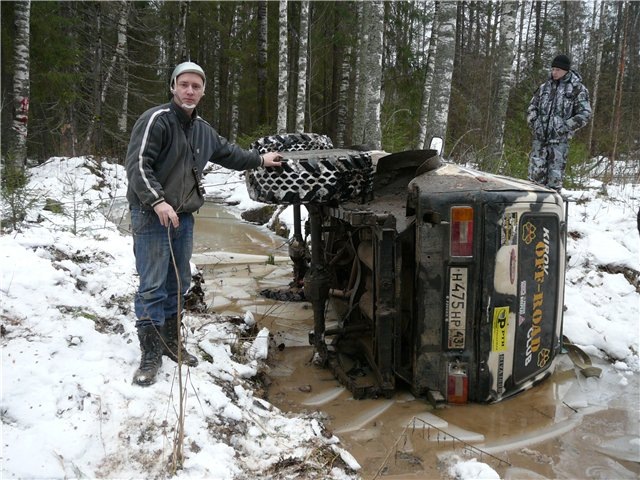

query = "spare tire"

[
  {"left": 246, "top": 149, "right": 373, "bottom": 205},
  {"left": 251, "top": 133, "right": 334, "bottom": 153}
]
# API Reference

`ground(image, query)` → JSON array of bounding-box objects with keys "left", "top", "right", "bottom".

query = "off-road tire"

[
  {"left": 246, "top": 149, "right": 373, "bottom": 205},
  {"left": 251, "top": 133, "right": 334, "bottom": 154}
]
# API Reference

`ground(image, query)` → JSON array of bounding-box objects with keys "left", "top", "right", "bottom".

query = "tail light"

[
  {"left": 450, "top": 206, "right": 474, "bottom": 257},
  {"left": 447, "top": 361, "right": 469, "bottom": 404}
]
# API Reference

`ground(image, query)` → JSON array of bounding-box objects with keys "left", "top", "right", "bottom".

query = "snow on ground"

[
  {"left": 563, "top": 182, "right": 640, "bottom": 371},
  {"left": 1, "top": 157, "right": 357, "bottom": 480},
  {"left": 1, "top": 157, "right": 639, "bottom": 479}
]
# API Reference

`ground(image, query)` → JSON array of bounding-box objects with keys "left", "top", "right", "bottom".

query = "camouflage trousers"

[{"left": 528, "top": 140, "right": 569, "bottom": 191}]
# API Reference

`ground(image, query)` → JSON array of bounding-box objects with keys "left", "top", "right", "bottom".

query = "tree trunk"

[
  {"left": 562, "top": 0, "right": 570, "bottom": 53},
  {"left": 329, "top": 2, "right": 344, "bottom": 143},
  {"left": 417, "top": 3, "right": 438, "bottom": 149},
  {"left": 533, "top": 1, "right": 542, "bottom": 70},
  {"left": 176, "top": 0, "right": 189, "bottom": 62},
  {"left": 276, "top": 0, "right": 288, "bottom": 133},
  {"left": 515, "top": 0, "right": 526, "bottom": 83},
  {"left": 110, "top": 2, "right": 130, "bottom": 134},
  {"left": 352, "top": 2, "right": 367, "bottom": 144},
  {"left": 257, "top": 1, "right": 268, "bottom": 125},
  {"left": 610, "top": 1, "right": 629, "bottom": 168},
  {"left": 488, "top": 1, "right": 518, "bottom": 161},
  {"left": 229, "top": 6, "right": 241, "bottom": 142},
  {"left": 83, "top": 2, "right": 130, "bottom": 151},
  {"left": 212, "top": 3, "right": 221, "bottom": 127},
  {"left": 426, "top": 0, "right": 456, "bottom": 150},
  {"left": 294, "top": 1, "right": 309, "bottom": 132},
  {"left": 588, "top": 0, "right": 605, "bottom": 155},
  {"left": 335, "top": 45, "right": 351, "bottom": 148},
  {"left": 362, "top": 1, "right": 383, "bottom": 149},
  {"left": 9, "top": 0, "right": 31, "bottom": 167},
  {"left": 83, "top": 3, "right": 103, "bottom": 154}
]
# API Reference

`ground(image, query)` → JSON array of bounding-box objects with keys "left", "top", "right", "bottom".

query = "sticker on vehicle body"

[
  {"left": 500, "top": 212, "right": 518, "bottom": 247},
  {"left": 492, "top": 306, "right": 509, "bottom": 352},
  {"left": 447, "top": 267, "right": 467, "bottom": 349}
]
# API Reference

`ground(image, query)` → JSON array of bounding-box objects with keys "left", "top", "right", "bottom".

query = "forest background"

[{"left": 1, "top": 0, "right": 639, "bottom": 190}]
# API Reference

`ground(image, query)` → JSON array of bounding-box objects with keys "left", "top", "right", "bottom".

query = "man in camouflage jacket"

[{"left": 527, "top": 54, "right": 592, "bottom": 191}]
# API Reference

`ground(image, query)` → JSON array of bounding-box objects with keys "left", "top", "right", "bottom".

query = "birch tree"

[
  {"left": 294, "top": 1, "right": 309, "bottom": 132},
  {"left": 276, "top": 0, "right": 288, "bottom": 133},
  {"left": 362, "top": 1, "right": 384, "bottom": 149},
  {"left": 417, "top": 4, "right": 438, "bottom": 149},
  {"left": 229, "top": 5, "right": 241, "bottom": 143},
  {"left": 211, "top": 3, "right": 221, "bottom": 127},
  {"left": 116, "top": 1, "right": 130, "bottom": 135},
  {"left": 488, "top": 1, "right": 518, "bottom": 160},
  {"left": 610, "top": 1, "right": 629, "bottom": 166},
  {"left": 426, "top": 0, "right": 456, "bottom": 148},
  {"left": 351, "top": 2, "right": 366, "bottom": 144},
  {"left": 334, "top": 46, "right": 351, "bottom": 147},
  {"left": 257, "top": 1, "right": 268, "bottom": 125},
  {"left": 588, "top": 0, "right": 605, "bottom": 154},
  {"left": 9, "top": 0, "right": 31, "bottom": 167},
  {"left": 176, "top": 0, "right": 189, "bottom": 61},
  {"left": 515, "top": 1, "right": 526, "bottom": 83},
  {"left": 83, "top": 1, "right": 131, "bottom": 142}
]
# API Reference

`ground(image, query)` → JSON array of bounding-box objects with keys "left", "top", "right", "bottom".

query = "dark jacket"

[
  {"left": 526, "top": 70, "right": 592, "bottom": 144},
  {"left": 126, "top": 100, "right": 260, "bottom": 212}
]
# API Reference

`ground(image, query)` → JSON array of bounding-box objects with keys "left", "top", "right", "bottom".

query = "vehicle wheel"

[
  {"left": 246, "top": 149, "right": 373, "bottom": 205},
  {"left": 251, "top": 133, "right": 334, "bottom": 153}
]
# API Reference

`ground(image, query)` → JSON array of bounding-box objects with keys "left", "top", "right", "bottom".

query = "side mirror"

[{"left": 429, "top": 137, "right": 444, "bottom": 156}]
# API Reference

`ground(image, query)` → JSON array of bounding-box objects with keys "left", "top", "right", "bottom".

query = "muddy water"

[{"left": 194, "top": 203, "right": 640, "bottom": 480}]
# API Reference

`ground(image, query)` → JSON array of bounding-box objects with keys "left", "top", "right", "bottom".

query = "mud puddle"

[{"left": 193, "top": 203, "right": 640, "bottom": 480}]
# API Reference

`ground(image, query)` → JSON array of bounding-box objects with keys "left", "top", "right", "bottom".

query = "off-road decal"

[{"left": 514, "top": 214, "right": 559, "bottom": 383}]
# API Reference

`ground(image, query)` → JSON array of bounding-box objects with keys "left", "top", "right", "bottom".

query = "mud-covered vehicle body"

[{"left": 247, "top": 134, "right": 567, "bottom": 404}]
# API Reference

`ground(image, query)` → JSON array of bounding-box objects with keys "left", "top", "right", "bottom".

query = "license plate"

[{"left": 447, "top": 267, "right": 468, "bottom": 349}]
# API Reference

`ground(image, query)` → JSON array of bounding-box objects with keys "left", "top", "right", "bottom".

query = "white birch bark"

[
  {"left": 362, "top": 1, "right": 384, "bottom": 150},
  {"left": 212, "top": 3, "right": 221, "bottom": 126},
  {"left": 113, "top": 2, "right": 131, "bottom": 134},
  {"left": 176, "top": 0, "right": 189, "bottom": 61},
  {"left": 276, "top": 0, "right": 288, "bottom": 133},
  {"left": 489, "top": 1, "right": 518, "bottom": 158},
  {"left": 10, "top": 0, "right": 31, "bottom": 166},
  {"left": 352, "top": 2, "right": 367, "bottom": 144},
  {"left": 257, "top": 1, "right": 268, "bottom": 124},
  {"left": 335, "top": 46, "right": 351, "bottom": 147},
  {"left": 426, "top": 0, "right": 456, "bottom": 151},
  {"left": 417, "top": 4, "right": 438, "bottom": 149},
  {"left": 294, "top": 1, "right": 310, "bottom": 132},
  {"left": 117, "top": 0, "right": 130, "bottom": 134},
  {"left": 84, "top": 2, "right": 130, "bottom": 149},
  {"left": 229, "top": 6, "right": 241, "bottom": 142},
  {"left": 515, "top": 0, "right": 526, "bottom": 83}
]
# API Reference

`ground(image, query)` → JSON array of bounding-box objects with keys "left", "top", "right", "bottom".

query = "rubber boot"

[
  {"left": 133, "top": 325, "right": 163, "bottom": 386},
  {"left": 162, "top": 316, "right": 198, "bottom": 367}
]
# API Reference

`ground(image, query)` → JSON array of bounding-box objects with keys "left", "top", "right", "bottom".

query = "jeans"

[{"left": 130, "top": 207, "right": 194, "bottom": 328}]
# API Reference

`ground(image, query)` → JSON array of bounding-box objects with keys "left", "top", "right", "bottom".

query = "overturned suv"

[{"left": 246, "top": 133, "right": 567, "bottom": 405}]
